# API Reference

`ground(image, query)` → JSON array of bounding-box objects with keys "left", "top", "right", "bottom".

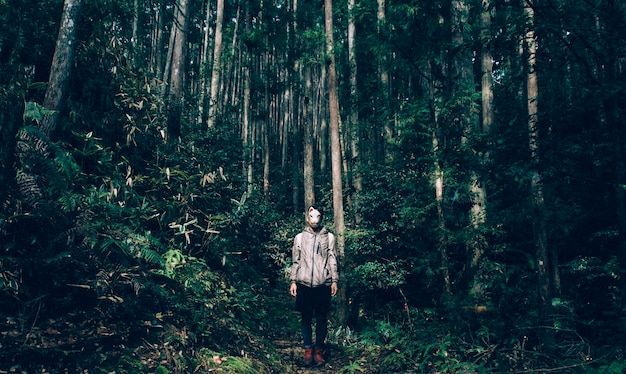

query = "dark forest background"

[{"left": 1, "top": 0, "right": 625, "bottom": 372}]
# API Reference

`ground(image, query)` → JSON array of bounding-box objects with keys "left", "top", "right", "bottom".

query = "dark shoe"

[
  {"left": 303, "top": 348, "right": 314, "bottom": 366},
  {"left": 314, "top": 348, "right": 325, "bottom": 366}
]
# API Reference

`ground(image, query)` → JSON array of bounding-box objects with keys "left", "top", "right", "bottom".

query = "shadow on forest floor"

[
  {"left": 0, "top": 284, "right": 377, "bottom": 373},
  {"left": 265, "top": 286, "right": 369, "bottom": 374}
]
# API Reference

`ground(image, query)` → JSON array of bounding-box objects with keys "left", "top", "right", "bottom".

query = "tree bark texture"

[
  {"left": 207, "top": 0, "right": 225, "bottom": 128},
  {"left": 468, "top": 0, "right": 492, "bottom": 303},
  {"left": 166, "top": 0, "right": 189, "bottom": 141},
  {"left": 303, "top": 67, "right": 316, "bottom": 209},
  {"left": 525, "top": 0, "right": 553, "bottom": 348},
  {"left": 15, "top": 0, "right": 81, "bottom": 213},
  {"left": 347, "top": 0, "right": 362, "bottom": 225},
  {"left": 377, "top": 0, "right": 392, "bottom": 162},
  {"left": 324, "top": 0, "right": 347, "bottom": 326},
  {"left": 428, "top": 59, "right": 452, "bottom": 295},
  {"left": 41, "top": 0, "right": 82, "bottom": 138}
]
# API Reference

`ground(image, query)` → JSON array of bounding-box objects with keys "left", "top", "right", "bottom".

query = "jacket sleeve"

[
  {"left": 327, "top": 233, "right": 339, "bottom": 283},
  {"left": 289, "top": 233, "right": 301, "bottom": 283}
]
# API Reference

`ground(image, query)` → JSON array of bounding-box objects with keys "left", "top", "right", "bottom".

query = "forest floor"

[
  {"left": 0, "top": 285, "right": 374, "bottom": 373},
  {"left": 264, "top": 286, "right": 371, "bottom": 374},
  {"left": 266, "top": 313, "right": 378, "bottom": 373},
  {"left": 269, "top": 327, "right": 352, "bottom": 374}
]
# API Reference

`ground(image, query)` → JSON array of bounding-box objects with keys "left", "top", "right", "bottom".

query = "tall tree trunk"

[
  {"left": 166, "top": 0, "right": 189, "bottom": 141},
  {"left": 468, "top": 0, "right": 493, "bottom": 302},
  {"left": 242, "top": 3, "right": 253, "bottom": 195},
  {"left": 428, "top": 60, "right": 452, "bottom": 295},
  {"left": 377, "top": 0, "right": 392, "bottom": 162},
  {"left": 524, "top": 0, "right": 553, "bottom": 348},
  {"left": 303, "top": 66, "right": 316, "bottom": 208},
  {"left": 318, "top": 64, "right": 329, "bottom": 177},
  {"left": 303, "top": 126, "right": 315, "bottom": 208},
  {"left": 324, "top": 0, "right": 347, "bottom": 326},
  {"left": 347, "top": 0, "right": 362, "bottom": 225},
  {"left": 207, "top": 0, "right": 225, "bottom": 128},
  {"left": 162, "top": 7, "right": 176, "bottom": 86},
  {"left": 263, "top": 112, "right": 271, "bottom": 201},
  {"left": 40, "top": 0, "right": 81, "bottom": 138},
  {"left": 224, "top": 2, "right": 242, "bottom": 123},
  {"left": 132, "top": 0, "right": 139, "bottom": 67},
  {"left": 243, "top": 62, "right": 253, "bottom": 195},
  {"left": 260, "top": 0, "right": 271, "bottom": 201},
  {"left": 289, "top": 0, "right": 301, "bottom": 211},
  {"left": 15, "top": 0, "right": 82, "bottom": 212},
  {"left": 150, "top": 0, "right": 165, "bottom": 76},
  {"left": 480, "top": 0, "right": 494, "bottom": 135},
  {"left": 198, "top": 0, "right": 212, "bottom": 124}
]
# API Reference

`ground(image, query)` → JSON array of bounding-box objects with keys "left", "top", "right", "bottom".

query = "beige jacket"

[{"left": 290, "top": 227, "right": 339, "bottom": 287}]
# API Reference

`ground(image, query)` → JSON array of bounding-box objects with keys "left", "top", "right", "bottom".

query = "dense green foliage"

[{"left": 1, "top": 0, "right": 626, "bottom": 372}]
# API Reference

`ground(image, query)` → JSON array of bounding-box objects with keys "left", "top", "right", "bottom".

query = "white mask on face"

[{"left": 308, "top": 207, "right": 321, "bottom": 226}]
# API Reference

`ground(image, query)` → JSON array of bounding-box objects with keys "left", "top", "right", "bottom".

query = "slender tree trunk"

[
  {"left": 150, "top": 0, "right": 165, "bottom": 76},
  {"left": 324, "top": 0, "right": 347, "bottom": 326},
  {"left": 468, "top": 0, "right": 493, "bottom": 302},
  {"left": 347, "top": 0, "right": 362, "bottom": 225},
  {"left": 224, "top": 2, "right": 241, "bottom": 122},
  {"left": 166, "top": 0, "right": 189, "bottom": 141},
  {"left": 469, "top": 0, "right": 493, "bottom": 303},
  {"left": 260, "top": 0, "right": 271, "bottom": 201},
  {"left": 40, "top": 0, "right": 82, "bottom": 137},
  {"left": 162, "top": 8, "right": 176, "bottom": 86},
  {"left": 15, "top": 0, "right": 82, "bottom": 213},
  {"left": 132, "top": 0, "right": 139, "bottom": 67},
  {"left": 303, "top": 123, "right": 315, "bottom": 208},
  {"left": 428, "top": 60, "right": 452, "bottom": 295},
  {"left": 282, "top": 85, "right": 291, "bottom": 168},
  {"left": 263, "top": 110, "right": 271, "bottom": 201},
  {"left": 242, "top": 4, "right": 253, "bottom": 195},
  {"left": 293, "top": 119, "right": 302, "bottom": 212},
  {"left": 344, "top": 0, "right": 362, "bottom": 325},
  {"left": 199, "top": 0, "right": 212, "bottom": 124},
  {"left": 480, "top": 0, "right": 494, "bottom": 135},
  {"left": 243, "top": 63, "right": 253, "bottom": 195},
  {"left": 290, "top": 0, "right": 301, "bottom": 211},
  {"left": 303, "top": 66, "right": 316, "bottom": 208},
  {"left": 377, "top": 0, "right": 392, "bottom": 162},
  {"left": 263, "top": 95, "right": 272, "bottom": 202},
  {"left": 286, "top": 0, "right": 293, "bottom": 173},
  {"left": 207, "top": 0, "right": 225, "bottom": 128},
  {"left": 318, "top": 64, "right": 329, "bottom": 177},
  {"left": 524, "top": 0, "right": 553, "bottom": 348}
]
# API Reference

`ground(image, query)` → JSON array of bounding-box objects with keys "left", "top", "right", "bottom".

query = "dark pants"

[
  {"left": 301, "top": 310, "right": 327, "bottom": 348},
  {"left": 295, "top": 284, "right": 331, "bottom": 348}
]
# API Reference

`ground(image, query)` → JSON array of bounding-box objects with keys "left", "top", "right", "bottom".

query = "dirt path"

[
  {"left": 271, "top": 333, "right": 348, "bottom": 374},
  {"left": 266, "top": 288, "right": 354, "bottom": 373}
]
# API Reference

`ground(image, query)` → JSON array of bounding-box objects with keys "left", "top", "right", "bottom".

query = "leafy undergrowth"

[
  {"left": 0, "top": 281, "right": 364, "bottom": 374},
  {"left": 0, "top": 271, "right": 618, "bottom": 373}
]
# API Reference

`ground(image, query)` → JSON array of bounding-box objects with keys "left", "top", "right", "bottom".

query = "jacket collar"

[{"left": 306, "top": 226, "right": 327, "bottom": 235}]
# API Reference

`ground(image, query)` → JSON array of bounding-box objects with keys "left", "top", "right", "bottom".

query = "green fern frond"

[
  {"left": 99, "top": 237, "right": 120, "bottom": 252},
  {"left": 15, "top": 170, "right": 43, "bottom": 207},
  {"left": 53, "top": 146, "right": 81, "bottom": 181},
  {"left": 23, "top": 101, "right": 55, "bottom": 124},
  {"left": 59, "top": 192, "right": 86, "bottom": 212},
  {"left": 136, "top": 247, "right": 165, "bottom": 266}
]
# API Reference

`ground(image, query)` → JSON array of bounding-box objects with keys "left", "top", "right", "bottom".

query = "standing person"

[{"left": 290, "top": 205, "right": 339, "bottom": 366}]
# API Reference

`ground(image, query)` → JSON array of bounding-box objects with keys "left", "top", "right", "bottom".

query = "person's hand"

[
  {"left": 331, "top": 282, "right": 338, "bottom": 297},
  {"left": 290, "top": 283, "right": 297, "bottom": 297}
]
